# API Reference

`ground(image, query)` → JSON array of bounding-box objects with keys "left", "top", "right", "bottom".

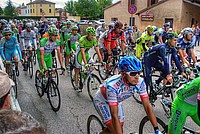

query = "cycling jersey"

[
  {"left": 75, "top": 36, "right": 98, "bottom": 68},
  {"left": 168, "top": 77, "right": 200, "bottom": 134},
  {"left": 94, "top": 75, "right": 148, "bottom": 126},
  {"left": 64, "top": 33, "right": 81, "bottom": 54},
  {"left": 0, "top": 36, "right": 22, "bottom": 61},
  {"left": 143, "top": 44, "right": 170, "bottom": 86},
  {"left": 177, "top": 36, "right": 192, "bottom": 49},
  {"left": 161, "top": 28, "right": 168, "bottom": 43},
  {"left": 98, "top": 30, "right": 110, "bottom": 49},
  {"left": 37, "top": 37, "right": 60, "bottom": 69},
  {"left": 60, "top": 26, "right": 72, "bottom": 45},
  {"left": 12, "top": 28, "right": 19, "bottom": 38},
  {"left": 154, "top": 28, "right": 162, "bottom": 44},
  {"left": 125, "top": 32, "right": 133, "bottom": 45},
  {"left": 136, "top": 32, "right": 154, "bottom": 59},
  {"left": 103, "top": 29, "right": 125, "bottom": 50},
  {"left": 96, "top": 26, "right": 106, "bottom": 38},
  {"left": 21, "top": 29, "right": 37, "bottom": 50}
]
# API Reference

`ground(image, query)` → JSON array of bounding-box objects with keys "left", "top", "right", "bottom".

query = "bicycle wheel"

[
  {"left": 12, "top": 70, "right": 18, "bottom": 99},
  {"left": 92, "top": 53, "right": 99, "bottom": 71},
  {"left": 35, "top": 70, "right": 44, "bottom": 97},
  {"left": 98, "top": 65, "right": 108, "bottom": 80},
  {"left": 87, "top": 74, "right": 101, "bottom": 101},
  {"left": 47, "top": 80, "right": 61, "bottom": 112},
  {"left": 139, "top": 116, "right": 167, "bottom": 134},
  {"left": 87, "top": 115, "right": 105, "bottom": 134},
  {"left": 51, "top": 69, "right": 59, "bottom": 85},
  {"left": 28, "top": 60, "right": 33, "bottom": 78},
  {"left": 132, "top": 93, "right": 142, "bottom": 104}
]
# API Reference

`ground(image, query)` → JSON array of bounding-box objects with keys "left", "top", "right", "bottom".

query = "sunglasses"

[
  {"left": 52, "top": 34, "right": 58, "bottom": 37},
  {"left": 5, "top": 34, "right": 12, "bottom": 37},
  {"left": 126, "top": 71, "right": 141, "bottom": 77}
]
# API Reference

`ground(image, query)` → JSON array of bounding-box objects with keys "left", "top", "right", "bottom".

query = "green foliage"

[
  {"left": 64, "top": 0, "right": 77, "bottom": 16},
  {"left": 0, "top": 7, "right": 3, "bottom": 15},
  {"left": 97, "top": 0, "right": 112, "bottom": 18},
  {"left": 4, "top": 0, "right": 18, "bottom": 17}
]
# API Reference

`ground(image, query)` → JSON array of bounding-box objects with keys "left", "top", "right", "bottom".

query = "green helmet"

[
  {"left": 71, "top": 26, "right": 78, "bottom": 31},
  {"left": 66, "top": 21, "right": 71, "bottom": 25},
  {"left": 48, "top": 26, "right": 59, "bottom": 35},
  {"left": 146, "top": 25, "right": 154, "bottom": 32},
  {"left": 11, "top": 23, "right": 15, "bottom": 27},
  {"left": 86, "top": 27, "right": 95, "bottom": 35}
]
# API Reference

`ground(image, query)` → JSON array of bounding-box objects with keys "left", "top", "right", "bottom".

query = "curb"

[{"left": 0, "top": 57, "right": 21, "bottom": 111}]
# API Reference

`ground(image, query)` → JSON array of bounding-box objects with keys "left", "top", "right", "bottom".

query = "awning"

[{"left": 184, "top": 0, "right": 200, "bottom": 7}]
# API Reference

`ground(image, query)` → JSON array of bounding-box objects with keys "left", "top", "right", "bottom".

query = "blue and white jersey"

[{"left": 177, "top": 36, "right": 192, "bottom": 49}]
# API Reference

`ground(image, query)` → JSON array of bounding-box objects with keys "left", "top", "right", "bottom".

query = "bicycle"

[
  {"left": 87, "top": 114, "right": 105, "bottom": 134},
  {"left": 5, "top": 60, "right": 19, "bottom": 98},
  {"left": 35, "top": 68, "right": 61, "bottom": 112},
  {"left": 70, "top": 63, "right": 101, "bottom": 101},
  {"left": 23, "top": 48, "right": 34, "bottom": 78}
]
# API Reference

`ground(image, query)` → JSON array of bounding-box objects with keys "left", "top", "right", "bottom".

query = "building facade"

[{"left": 104, "top": 0, "right": 200, "bottom": 32}]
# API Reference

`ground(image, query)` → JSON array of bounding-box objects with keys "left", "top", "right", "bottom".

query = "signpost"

[{"left": 128, "top": 4, "right": 137, "bottom": 26}]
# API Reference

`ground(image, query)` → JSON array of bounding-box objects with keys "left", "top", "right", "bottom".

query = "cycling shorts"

[
  {"left": 168, "top": 96, "right": 200, "bottom": 134},
  {"left": 75, "top": 50, "right": 94, "bottom": 68},
  {"left": 5, "top": 49, "right": 19, "bottom": 62},
  {"left": 66, "top": 43, "right": 76, "bottom": 55},
  {"left": 94, "top": 94, "right": 124, "bottom": 126},
  {"left": 37, "top": 54, "right": 52, "bottom": 70}
]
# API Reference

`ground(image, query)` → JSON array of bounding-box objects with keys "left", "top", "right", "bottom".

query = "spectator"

[
  {"left": 0, "top": 110, "right": 46, "bottom": 134},
  {"left": 132, "top": 25, "right": 140, "bottom": 44},
  {"left": 0, "top": 70, "right": 14, "bottom": 110}
]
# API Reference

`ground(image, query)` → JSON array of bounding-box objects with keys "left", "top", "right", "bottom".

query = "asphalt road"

[{"left": 17, "top": 47, "right": 200, "bottom": 134}]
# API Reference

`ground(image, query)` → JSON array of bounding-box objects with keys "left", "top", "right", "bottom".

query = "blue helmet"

[
  {"left": 2, "top": 27, "right": 12, "bottom": 35},
  {"left": 118, "top": 56, "right": 142, "bottom": 72},
  {"left": 127, "top": 27, "right": 133, "bottom": 32}
]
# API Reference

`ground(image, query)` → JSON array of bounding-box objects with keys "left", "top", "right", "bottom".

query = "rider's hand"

[
  {"left": 21, "top": 59, "right": 24, "bottom": 64},
  {"left": 84, "top": 64, "right": 89, "bottom": 71},
  {"left": 40, "top": 68, "right": 46, "bottom": 75},
  {"left": 166, "top": 74, "right": 173, "bottom": 84},
  {"left": 61, "top": 66, "right": 66, "bottom": 72},
  {"left": 181, "top": 72, "right": 188, "bottom": 79}
]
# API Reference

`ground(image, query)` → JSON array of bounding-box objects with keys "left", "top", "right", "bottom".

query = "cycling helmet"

[
  {"left": 146, "top": 25, "right": 154, "bottom": 32},
  {"left": 118, "top": 56, "right": 142, "bottom": 72},
  {"left": 71, "top": 26, "right": 78, "bottom": 31},
  {"left": 86, "top": 27, "right": 95, "bottom": 35},
  {"left": 2, "top": 27, "right": 12, "bottom": 35},
  {"left": 10, "top": 23, "right": 15, "bottom": 27},
  {"left": 114, "top": 21, "right": 123, "bottom": 29},
  {"left": 166, "top": 32, "right": 177, "bottom": 39},
  {"left": 66, "top": 21, "right": 71, "bottom": 25},
  {"left": 108, "top": 22, "right": 114, "bottom": 28},
  {"left": 127, "top": 27, "right": 133, "bottom": 32},
  {"left": 182, "top": 27, "right": 193, "bottom": 35},
  {"left": 31, "top": 22, "right": 35, "bottom": 27},
  {"left": 26, "top": 23, "right": 32, "bottom": 28},
  {"left": 163, "top": 23, "right": 170, "bottom": 28},
  {"left": 48, "top": 26, "right": 59, "bottom": 35}
]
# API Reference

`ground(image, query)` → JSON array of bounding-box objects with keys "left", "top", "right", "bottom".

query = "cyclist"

[
  {"left": 96, "top": 22, "right": 106, "bottom": 41},
  {"left": 153, "top": 26, "right": 163, "bottom": 44},
  {"left": 177, "top": 28, "right": 200, "bottom": 70},
  {"left": 94, "top": 56, "right": 161, "bottom": 134},
  {"left": 10, "top": 23, "right": 19, "bottom": 39},
  {"left": 161, "top": 23, "right": 170, "bottom": 43},
  {"left": 136, "top": 25, "right": 155, "bottom": 59},
  {"left": 37, "top": 26, "right": 65, "bottom": 75},
  {"left": 0, "top": 28, "right": 23, "bottom": 75},
  {"left": 74, "top": 27, "right": 103, "bottom": 91},
  {"left": 168, "top": 77, "right": 200, "bottom": 134},
  {"left": 103, "top": 21, "right": 126, "bottom": 61},
  {"left": 21, "top": 23, "right": 37, "bottom": 71},
  {"left": 125, "top": 27, "right": 134, "bottom": 46},
  {"left": 64, "top": 26, "right": 81, "bottom": 71}
]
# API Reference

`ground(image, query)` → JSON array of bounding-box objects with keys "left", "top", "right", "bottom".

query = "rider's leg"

[{"left": 6, "top": 63, "right": 10, "bottom": 75}]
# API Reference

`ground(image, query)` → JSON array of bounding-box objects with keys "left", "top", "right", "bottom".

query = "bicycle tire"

[
  {"left": 98, "top": 64, "right": 108, "bottom": 80},
  {"left": 12, "top": 70, "right": 18, "bottom": 99},
  {"left": 70, "top": 66, "right": 81, "bottom": 91},
  {"left": 52, "top": 69, "right": 59, "bottom": 85},
  {"left": 28, "top": 60, "right": 33, "bottom": 78},
  {"left": 35, "top": 70, "right": 44, "bottom": 97},
  {"left": 92, "top": 53, "right": 99, "bottom": 71},
  {"left": 87, "top": 115, "right": 105, "bottom": 134},
  {"left": 87, "top": 74, "right": 101, "bottom": 101},
  {"left": 139, "top": 116, "right": 167, "bottom": 134},
  {"left": 132, "top": 93, "right": 142, "bottom": 104},
  {"left": 33, "top": 51, "right": 37, "bottom": 65},
  {"left": 47, "top": 80, "right": 61, "bottom": 112}
]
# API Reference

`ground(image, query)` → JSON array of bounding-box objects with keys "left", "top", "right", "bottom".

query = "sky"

[{"left": 0, "top": 0, "right": 119, "bottom": 8}]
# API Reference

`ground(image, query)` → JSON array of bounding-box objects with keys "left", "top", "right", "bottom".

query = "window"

[
  {"left": 129, "top": 17, "right": 135, "bottom": 26},
  {"left": 147, "top": 0, "right": 158, "bottom": 7},
  {"left": 40, "top": 4, "right": 42, "bottom": 7},
  {"left": 49, "top": 4, "right": 51, "bottom": 7},
  {"left": 33, "top": 9, "right": 34, "bottom": 13},
  {"left": 165, "top": 18, "right": 173, "bottom": 28},
  {"left": 25, "top": 10, "right": 27, "bottom": 14},
  {"left": 28, "top": 9, "right": 29, "bottom": 13},
  {"left": 30, "top": 9, "right": 32, "bottom": 13},
  {"left": 40, "top": 9, "right": 42, "bottom": 13},
  {"left": 49, "top": 9, "right": 51, "bottom": 13},
  {"left": 111, "top": 18, "right": 118, "bottom": 21},
  {"left": 128, "top": 0, "right": 135, "bottom": 6}
]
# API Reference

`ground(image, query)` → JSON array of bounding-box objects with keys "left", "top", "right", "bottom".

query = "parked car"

[
  {"left": 78, "top": 20, "right": 89, "bottom": 25},
  {"left": 98, "top": 19, "right": 105, "bottom": 23},
  {"left": 66, "top": 19, "right": 75, "bottom": 25}
]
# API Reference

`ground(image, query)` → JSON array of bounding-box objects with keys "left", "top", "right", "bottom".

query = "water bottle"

[{"left": 162, "top": 98, "right": 170, "bottom": 106}]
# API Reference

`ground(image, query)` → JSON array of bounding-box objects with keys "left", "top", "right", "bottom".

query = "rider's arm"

[
  {"left": 159, "top": 46, "right": 170, "bottom": 76},
  {"left": 21, "top": 31, "right": 25, "bottom": 47},
  {"left": 198, "top": 90, "right": 200, "bottom": 120},
  {"left": 110, "top": 105, "right": 123, "bottom": 134},
  {"left": 0, "top": 39, "right": 6, "bottom": 61},
  {"left": 94, "top": 39, "right": 103, "bottom": 62},
  {"left": 40, "top": 48, "right": 45, "bottom": 69},
  {"left": 14, "top": 38, "right": 22, "bottom": 61},
  {"left": 32, "top": 32, "right": 37, "bottom": 49},
  {"left": 56, "top": 40, "right": 63, "bottom": 67},
  {"left": 107, "top": 33, "right": 112, "bottom": 55},
  {"left": 80, "top": 47, "right": 87, "bottom": 65},
  {"left": 171, "top": 48, "right": 183, "bottom": 73}
]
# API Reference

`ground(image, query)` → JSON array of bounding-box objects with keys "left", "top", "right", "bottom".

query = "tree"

[
  {"left": 0, "top": 7, "right": 3, "bottom": 15},
  {"left": 64, "top": 0, "right": 76, "bottom": 16},
  {"left": 74, "top": 0, "right": 99, "bottom": 19},
  {"left": 4, "top": 0, "right": 18, "bottom": 17},
  {"left": 97, "top": 0, "right": 112, "bottom": 18}
]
